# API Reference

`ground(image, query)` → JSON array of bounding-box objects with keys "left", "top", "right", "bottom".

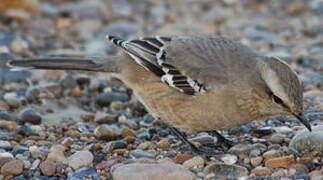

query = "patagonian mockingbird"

[{"left": 8, "top": 35, "right": 312, "bottom": 154}]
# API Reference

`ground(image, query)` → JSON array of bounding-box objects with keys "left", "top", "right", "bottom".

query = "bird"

[{"left": 8, "top": 35, "right": 311, "bottom": 154}]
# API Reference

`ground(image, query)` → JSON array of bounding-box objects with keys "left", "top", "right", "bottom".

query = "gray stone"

[
  {"left": 67, "top": 150, "right": 94, "bottom": 170},
  {"left": 289, "top": 125, "right": 323, "bottom": 154},
  {"left": 112, "top": 162, "right": 196, "bottom": 180},
  {"left": 204, "top": 163, "right": 248, "bottom": 179}
]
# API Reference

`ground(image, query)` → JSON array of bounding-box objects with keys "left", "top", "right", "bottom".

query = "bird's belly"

[{"left": 132, "top": 82, "right": 251, "bottom": 131}]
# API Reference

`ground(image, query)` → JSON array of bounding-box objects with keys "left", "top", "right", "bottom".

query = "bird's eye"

[{"left": 272, "top": 95, "right": 283, "bottom": 104}]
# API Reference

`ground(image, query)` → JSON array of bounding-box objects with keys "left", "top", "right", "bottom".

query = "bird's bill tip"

[{"left": 293, "top": 113, "right": 312, "bottom": 132}]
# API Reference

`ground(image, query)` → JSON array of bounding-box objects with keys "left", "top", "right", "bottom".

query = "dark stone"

[
  {"left": 112, "top": 140, "right": 127, "bottom": 150},
  {"left": 12, "top": 145, "right": 29, "bottom": 156},
  {"left": 93, "top": 152, "right": 105, "bottom": 163},
  {"left": 96, "top": 92, "right": 129, "bottom": 107},
  {"left": 20, "top": 109, "right": 42, "bottom": 125},
  {"left": 17, "top": 125, "right": 35, "bottom": 136}
]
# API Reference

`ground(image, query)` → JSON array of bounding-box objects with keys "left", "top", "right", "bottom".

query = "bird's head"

[{"left": 255, "top": 56, "right": 311, "bottom": 131}]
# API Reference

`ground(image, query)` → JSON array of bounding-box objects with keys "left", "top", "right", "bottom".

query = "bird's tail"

[{"left": 7, "top": 56, "right": 120, "bottom": 73}]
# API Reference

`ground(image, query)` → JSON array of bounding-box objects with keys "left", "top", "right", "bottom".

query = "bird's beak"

[{"left": 292, "top": 113, "right": 311, "bottom": 131}]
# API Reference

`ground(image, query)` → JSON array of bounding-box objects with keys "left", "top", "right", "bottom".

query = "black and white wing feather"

[{"left": 106, "top": 35, "right": 206, "bottom": 95}]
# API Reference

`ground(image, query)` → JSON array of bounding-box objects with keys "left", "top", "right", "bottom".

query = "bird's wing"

[{"left": 106, "top": 35, "right": 234, "bottom": 95}]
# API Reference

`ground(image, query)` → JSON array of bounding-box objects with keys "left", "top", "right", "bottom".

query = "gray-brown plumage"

[{"left": 8, "top": 35, "right": 311, "bottom": 133}]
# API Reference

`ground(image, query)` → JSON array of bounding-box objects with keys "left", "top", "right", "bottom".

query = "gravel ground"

[{"left": 0, "top": 0, "right": 322, "bottom": 179}]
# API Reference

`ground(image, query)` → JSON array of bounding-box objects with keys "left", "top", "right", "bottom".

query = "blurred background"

[{"left": 0, "top": 0, "right": 322, "bottom": 179}]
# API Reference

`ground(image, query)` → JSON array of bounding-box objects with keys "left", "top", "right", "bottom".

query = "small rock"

[
  {"left": 95, "top": 156, "right": 126, "bottom": 171},
  {"left": 263, "top": 149, "right": 282, "bottom": 160},
  {"left": 67, "top": 150, "right": 94, "bottom": 170},
  {"left": 289, "top": 125, "right": 323, "bottom": 154},
  {"left": 174, "top": 154, "right": 193, "bottom": 164},
  {"left": 204, "top": 163, "right": 248, "bottom": 179},
  {"left": 220, "top": 154, "right": 238, "bottom": 165},
  {"left": 229, "top": 143, "right": 252, "bottom": 155},
  {"left": 0, "top": 120, "right": 18, "bottom": 131},
  {"left": 137, "top": 141, "right": 152, "bottom": 150},
  {"left": 110, "top": 101, "right": 126, "bottom": 111},
  {"left": 1, "top": 159, "right": 24, "bottom": 176},
  {"left": 183, "top": 156, "right": 205, "bottom": 169},
  {"left": 251, "top": 166, "right": 272, "bottom": 176},
  {"left": 309, "top": 170, "right": 323, "bottom": 180},
  {"left": 81, "top": 113, "right": 95, "bottom": 122},
  {"left": 94, "top": 112, "right": 117, "bottom": 124},
  {"left": 274, "top": 126, "right": 293, "bottom": 134},
  {"left": 0, "top": 152, "right": 14, "bottom": 166},
  {"left": 47, "top": 144, "right": 66, "bottom": 162},
  {"left": 265, "top": 156, "right": 295, "bottom": 168},
  {"left": 94, "top": 124, "right": 122, "bottom": 140},
  {"left": 250, "top": 156, "right": 263, "bottom": 167},
  {"left": 270, "top": 133, "right": 286, "bottom": 144},
  {"left": 129, "top": 149, "right": 155, "bottom": 159},
  {"left": 157, "top": 138, "right": 171, "bottom": 150},
  {"left": 29, "top": 145, "right": 44, "bottom": 159},
  {"left": 40, "top": 160, "right": 56, "bottom": 176},
  {"left": 61, "top": 137, "right": 74, "bottom": 147},
  {"left": 68, "top": 167, "right": 100, "bottom": 180},
  {"left": 3, "top": 92, "right": 21, "bottom": 108},
  {"left": 121, "top": 127, "right": 136, "bottom": 138},
  {"left": 12, "top": 146, "right": 28, "bottom": 156},
  {"left": 112, "top": 162, "right": 195, "bottom": 180},
  {"left": 96, "top": 92, "right": 129, "bottom": 106}
]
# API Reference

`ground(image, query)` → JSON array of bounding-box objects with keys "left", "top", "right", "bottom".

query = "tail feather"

[{"left": 7, "top": 57, "right": 120, "bottom": 73}]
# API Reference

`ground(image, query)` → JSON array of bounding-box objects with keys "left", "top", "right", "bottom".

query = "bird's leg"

[
  {"left": 208, "top": 131, "right": 235, "bottom": 148},
  {"left": 169, "top": 127, "right": 200, "bottom": 152},
  {"left": 169, "top": 127, "right": 222, "bottom": 157}
]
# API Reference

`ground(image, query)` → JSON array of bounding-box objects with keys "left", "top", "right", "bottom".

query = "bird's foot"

[{"left": 169, "top": 127, "right": 224, "bottom": 158}]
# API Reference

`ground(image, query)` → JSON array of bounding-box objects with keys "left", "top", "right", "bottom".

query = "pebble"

[
  {"left": 3, "top": 92, "right": 21, "bottom": 108},
  {"left": 0, "top": 120, "right": 18, "bottom": 131},
  {"left": 121, "top": 127, "right": 136, "bottom": 137},
  {"left": 220, "top": 154, "right": 238, "bottom": 165},
  {"left": 204, "top": 163, "right": 248, "bottom": 179},
  {"left": 309, "top": 170, "right": 323, "bottom": 180},
  {"left": 94, "top": 124, "right": 122, "bottom": 140},
  {"left": 94, "top": 112, "right": 118, "bottom": 124},
  {"left": 0, "top": 152, "right": 14, "bottom": 166},
  {"left": 112, "top": 162, "right": 196, "bottom": 180},
  {"left": 182, "top": 156, "right": 205, "bottom": 169},
  {"left": 250, "top": 166, "right": 272, "bottom": 176},
  {"left": 270, "top": 133, "right": 286, "bottom": 144},
  {"left": 157, "top": 138, "right": 171, "bottom": 150},
  {"left": 96, "top": 92, "right": 129, "bottom": 106},
  {"left": 263, "top": 149, "right": 282, "bottom": 160},
  {"left": 228, "top": 143, "right": 253, "bottom": 155},
  {"left": 12, "top": 146, "right": 29, "bottom": 156},
  {"left": 289, "top": 125, "right": 323, "bottom": 154},
  {"left": 39, "top": 160, "right": 56, "bottom": 176},
  {"left": 95, "top": 156, "right": 126, "bottom": 172},
  {"left": 47, "top": 144, "right": 66, "bottom": 162},
  {"left": 67, "top": 150, "right": 94, "bottom": 170},
  {"left": 174, "top": 154, "right": 193, "bottom": 164},
  {"left": 250, "top": 156, "right": 263, "bottom": 167},
  {"left": 265, "top": 156, "right": 295, "bottom": 168},
  {"left": 29, "top": 145, "right": 44, "bottom": 159},
  {"left": 129, "top": 149, "right": 155, "bottom": 159},
  {"left": 67, "top": 167, "right": 100, "bottom": 180},
  {"left": 1, "top": 159, "right": 24, "bottom": 176}
]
